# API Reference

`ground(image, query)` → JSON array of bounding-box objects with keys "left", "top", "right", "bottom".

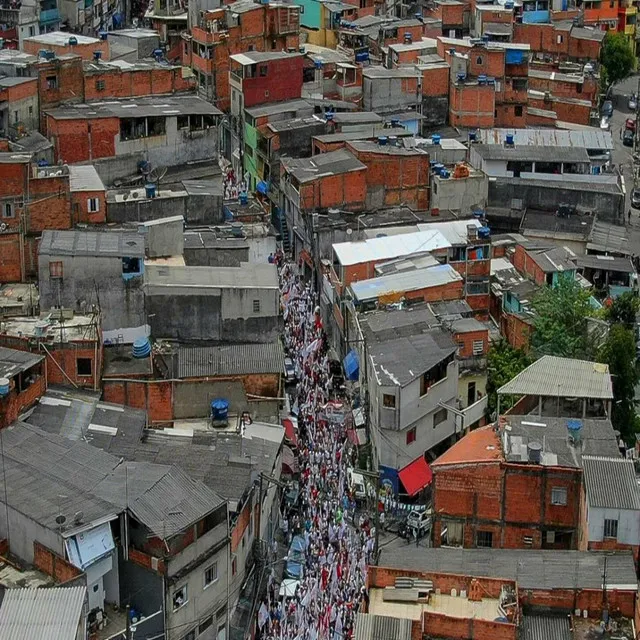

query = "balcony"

[{"left": 39, "top": 7, "right": 60, "bottom": 23}]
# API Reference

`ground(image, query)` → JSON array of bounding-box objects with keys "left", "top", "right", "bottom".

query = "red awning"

[
  {"left": 398, "top": 456, "right": 432, "bottom": 497},
  {"left": 282, "top": 418, "right": 298, "bottom": 447}
]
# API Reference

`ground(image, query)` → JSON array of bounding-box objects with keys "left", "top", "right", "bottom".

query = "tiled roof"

[
  {"left": 0, "top": 347, "right": 44, "bottom": 379},
  {"left": 582, "top": 456, "right": 640, "bottom": 510},
  {"left": 432, "top": 425, "right": 502, "bottom": 467}
]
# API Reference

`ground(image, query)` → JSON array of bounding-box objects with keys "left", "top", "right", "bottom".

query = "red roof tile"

[{"left": 432, "top": 425, "right": 503, "bottom": 467}]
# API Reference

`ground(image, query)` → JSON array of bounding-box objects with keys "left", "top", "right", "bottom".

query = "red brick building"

[
  {"left": 0, "top": 155, "right": 72, "bottom": 283},
  {"left": 68, "top": 165, "right": 106, "bottom": 225},
  {"left": 0, "top": 346, "right": 46, "bottom": 428},
  {"left": 229, "top": 51, "right": 304, "bottom": 113},
  {"left": 183, "top": 1, "right": 300, "bottom": 111},
  {"left": 431, "top": 414, "right": 622, "bottom": 550},
  {"left": 22, "top": 31, "right": 111, "bottom": 61}
]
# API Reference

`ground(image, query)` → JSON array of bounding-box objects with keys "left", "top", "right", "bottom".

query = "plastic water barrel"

[
  {"left": 211, "top": 399, "right": 229, "bottom": 421},
  {"left": 144, "top": 183, "right": 156, "bottom": 199},
  {"left": 0, "top": 378, "right": 9, "bottom": 397},
  {"left": 132, "top": 338, "right": 151, "bottom": 359}
]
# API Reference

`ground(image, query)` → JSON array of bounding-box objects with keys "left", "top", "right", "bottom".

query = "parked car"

[
  {"left": 623, "top": 128, "right": 635, "bottom": 147},
  {"left": 629, "top": 94, "right": 638, "bottom": 111},
  {"left": 601, "top": 100, "right": 614, "bottom": 118},
  {"left": 600, "top": 116, "right": 611, "bottom": 131},
  {"left": 632, "top": 188, "right": 640, "bottom": 209},
  {"left": 398, "top": 510, "right": 432, "bottom": 540},
  {"left": 626, "top": 118, "right": 636, "bottom": 132},
  {"left": 285, "top": 535, "right": 307, "bottom": 580}
]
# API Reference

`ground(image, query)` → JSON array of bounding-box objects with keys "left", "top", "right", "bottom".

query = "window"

[
  {"left": 420, "top": 354, "right": 453, "bottom": 395},
  {"left": 259, "top": 65, "right": 268, "bottom": 77},
  {"left": 3, "top": 202, "right": 13, "bottom": 218},
  {"left": 172, "top": 585, "right": 188, "bottom": 610},
  {"left": 122, "top": 257, "right": 142, "bottom": 275},
  {"left": 49, "top": 261, "right": 63, "bottom": 278},
  {"left": 551, "top": 487, "right": 567, "bottom": 506},
  {"left": 204, "top": 562, "right": 218, "bottom": 588},
  {"left": 178, "top": 114, "right": 189, "bottom": 129},
  {"left": 433, "top": 407, "right": 447, "bottom": 428},
  {"left": 476, "top": 55, "right": 483, "bottom": 65},
  {"left": 476, "top": 530, "right": 493, "bottom": 548},
  {"left": 406, "top": 426, "right": 416, "bottom": 445},
  {"left": 441, "top": 519, "right": 463, "bottom": 546},
  {"left": 77, "top": 358, "right": 92, "bottom": 377},
  {"left": 28, "top": 106, "right": 33, "bottom": 116},
  {"left": 514, "top": 105, "right": 523, "bottom": 117},
  {"left": 382, "top": 393, "right": 396, "bottom": 408},
  {"left": 13, "top": 111, "right": 18, "bottom": 124},
  {"left": 95, "top": 79, "right": 105, "bottom": 91},
  {"left": 467, "top": 280, "right": 490, "bottom": 295},
  {"left": 556, "top": 34, "right": 563, "bottom": 44},
  {"left": 252, "top": 299, "right": 261, "bottom": 313},
  {"left": 87, "top": 197, "right": 99, "bottom": 212},
  {"left": 604, "top": 518, "right": 618, "bottom": 539},
  {"left": 29, "top": 25, "right": 35, "bottom": 36},
  {"left": 472, "top": 340, "right": 484, "bottom": 356},
  {"left": 199, "top": 616, "right": 214, "bottom": 634},
  {"left": 46, "top": 75, "right": 58, "bottom": 89},
  {"left": 231, "top": 556, "right": 237, "bottom": 576}
]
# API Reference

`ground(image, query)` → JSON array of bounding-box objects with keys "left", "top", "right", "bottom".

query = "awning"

[
  {"left": 257, "top": 180, "right": 269, "bottom": 195},
  {"left": 343, "top": 350, "right": 359, "bottom": 381},
  {"left": 282, "top": 418, "right": 298, "bottom": 447},
  {"left": 398, "top": 456, "right": 432, "bottom": 497},
  {"left": 282, "top": 445, "right": 299, "bottom": 473}
]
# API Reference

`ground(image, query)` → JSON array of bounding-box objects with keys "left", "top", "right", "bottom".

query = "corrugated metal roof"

[
  {"left": 350, "top": 264, "right": 462, "bottom": 302},
  {"left": 333, "top": 229, "right": 451, "bottom": 267},
  {"left": 588, "top": 220, "right": 630, "bottom": 256},
  {"left": 497, "top": 355, "right": 613, "bottom": 399},
  {"left": 376, "top": 547, "right": 638, "bottom": 590},
  {"left": 473, "top": 143, "right": 590, "bottom": 163},
  {"left": 283, "top": 149, "right": 366, "bottom": 183},
  {"left": 0, "top": 347, "right": 44, "bottom": 379},
  {"left": 0, "top": 586, "right": 86, "bottom": 640},
  {"left": 477, "top": 127, "right": 614, "bottom": 150},
  {"left": 177, "top": 342, "right": 285, "bottom": 378},
  {"left": 575, "top": 254, "right": 635, "bottom": 273},
  {"left": 582, "top": 456, "right": 640, "bottom": 510},
  {"left": 354, "top": 613, "right": 412, "bottom": 640},
  {"left": 39, "top": 229, "right": 145, "bottom": 257},
  {"left": 522, "top": 614, "right": 571, "bottom": 640}
]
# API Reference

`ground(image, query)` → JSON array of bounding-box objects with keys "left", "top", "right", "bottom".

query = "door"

[
  {"left": 88, "top": 576, "right": 105, "bottom": 612},
  {"left": 467, "top": 381, "right": 476, "bottom": 407}
]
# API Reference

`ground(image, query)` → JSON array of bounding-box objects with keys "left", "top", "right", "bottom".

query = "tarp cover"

[
  {"left": 398, "top": 455, "right": 433, "bottom": 497},
  {"left": 343, "top": 350, "right": 359, "bottom": 381}
]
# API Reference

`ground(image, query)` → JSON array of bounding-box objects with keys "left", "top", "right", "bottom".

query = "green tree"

[
  {"left": 605, "top": 291, "right": 640, "bottom": 328},
  {"left": 598, "top": 324, "right": 639, "bottom": 445},
  {"left": 486, "top": 339, "right": 532, "bottom": 416},
  {"left": 531, "top": 277, "right": 595, "bottom": 359},
  {"left": 601, "top": 32, "right": 635, "bottom": 86}
]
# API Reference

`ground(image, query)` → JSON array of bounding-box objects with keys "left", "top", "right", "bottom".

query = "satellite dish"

[
  {"left": 346, "top": 228, "right": 353, "bottom": 235},
  {"left": 55, "top": 514, "right": 66, "bottom": 525},
  {"left": 73, "top": 511, "right": 84, "bottom": 525},
  {"left": 131, "top": 192, "right": 139, "bottom": 199}
]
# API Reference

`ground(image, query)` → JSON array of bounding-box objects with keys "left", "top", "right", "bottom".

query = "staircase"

[{"left": 277, "top": 208, "right": 291, "bottom": 254}]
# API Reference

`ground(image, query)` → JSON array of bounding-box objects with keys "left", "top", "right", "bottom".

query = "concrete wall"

[
  {"left": 363, "top": 76, "right": 420, "bottom": 113},
  {"left": 38, "top": 254, "right": 145, "bottom": 332},
  {"left": 118, "top": 549, "right": 164, "bottom": 639},
  {"left": 421, "top": 95, "right": 449, "bottom": 129},
  {"left": 246, "top": 235, "right": 277, "bottom": 264},
  {"left": 0, "top": 504, "right": 64, "bottom": 564},
  {"left": 166, "top": 523, "right": 228, "bottom": 640},
  {"left": 183, "top": 246, "right": 249, "bottom": 267},
  {"left": 108, "top": 33, "right": 160, "bottom": 59},
  {"left": 84, "top": 153, "right": 147, "bottom": 187},
  {"left": 114, "top": 117, "right": 218, "bottom": 169},
  {"left": 588, "top": 506, "right": 640, "bottom": 546},
  {"left": 143, "top": 218, "right": 184, "bottom": 258},
  {"left": 145, "top": 289, "right": 281, "bottom": 342},
  {"left": 488, "top": 178, "right": 624, "bottom": 223},
  {"left": 431, "top": 173, "right": 489, "bottom": 213},
  {"left": 108, "top": 193, "right": 223, "bottom": 225}
]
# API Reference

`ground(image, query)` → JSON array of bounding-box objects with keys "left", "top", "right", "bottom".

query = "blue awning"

[
  {"left": 505, "top": 49, "right": 524, "bottom": 65},
  {"left": 257, "top": 180, "right": 269, "bottom": 195},
  {"left": 343, "top": 350, "right": 359, "bottom": 381}
]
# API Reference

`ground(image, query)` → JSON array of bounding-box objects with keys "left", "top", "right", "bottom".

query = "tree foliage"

[
  {"left": 530, "top": 277, "right": 595, "bottom": 359},
  {"left": 605, "top": 291, "right": 640, "bottom": 328},
  {"left": 598, "top": 324, "right": 639, "bottom": 445},
  {"left": 601, "top": 32, "right": 635, "bottom": 86},
  {"left": 486, "top": 339, "right": 532, "bottom": 416}
]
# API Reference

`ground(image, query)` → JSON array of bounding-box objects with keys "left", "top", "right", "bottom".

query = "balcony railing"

[{"left": 39, "top": 7, "right": 60, "bottom": 23}]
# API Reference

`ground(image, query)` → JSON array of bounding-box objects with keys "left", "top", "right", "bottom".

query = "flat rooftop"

[
  {"left": 39, "top": 229, "right": 145, "bottom": 257},
  {"left": 0, "top": 313, "right": 99, "bottom": 343},
  {"left": 24, "top": 31, "right": 102, "bottom": 46},
  {"left": 283, "top": 149, "right": 366, "bottom": 183},
  {"left": 369, "top": 587, "right": 500, "bottom": 622}
]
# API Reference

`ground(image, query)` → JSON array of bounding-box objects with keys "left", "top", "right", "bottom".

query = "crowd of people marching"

[{"left": 257, "top": 262, "right": 375, "bottom": 640}]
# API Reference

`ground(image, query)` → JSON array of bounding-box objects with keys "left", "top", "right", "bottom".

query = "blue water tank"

[
  {"left": 132, "top": 337, "right": 151, "bottom": 359},
  {"left": 478, "top": 226, "right": 490, "bottom": 238},
  {"left": 153, "top": 48, "right": 163, "bottom": 58},
  {"left": 567, "top": 419, "right": 582, "bottom": 442},
  {"left": 478, "top": 74, "right": 487, "bottom": 85},
  {"left": 325, "top": 112, "right": 334, "bottom": 121},
  {"left": 0, "top": 378, "right": 9, "bottom": 397},
  {"left": 441, "top": 169, "right": 450, "bottom": 179},
  {"left": 468, "top": 131, "right": 477, "bottom": 142},
  {"left": 99, "top": 31, "right": 108, "bottom": 40},
  {"left": 68, "top": 37, "right": 78, "bottom": 46},
  {"left": 378, "top": 136, "right": 388, "bottom": 146},
  {"left": 432, "top": 134, "right": 441, "bottom": 145},
  {"left": 314, "top": 59, "right": 323, "bottom": 69},
  {"left": 93, "top": 50, "right": 102, "bottom": 61},
  {"left": 145, "top": 183, "right": 156, "bottom": 199},
  {"left": 211, "top": 399, "right": 229, "bottom": 421},
  {"left": 505, "top": 133, "right": 514, "bottom": 145},
  {"left": 391, "top": 118, "right": 400, "bottom": 127},
  {"left": 239, "top": 192, "right": 248, "bottom": 205},
  {"left": 354, "top": 50, "right": 369, "bottom": 62},
  {"left": 433, "top": 163, "right": 444, "bottom": 174},
  {"left": 473, "top": 209, "right": 484, "bottom": 219}
]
